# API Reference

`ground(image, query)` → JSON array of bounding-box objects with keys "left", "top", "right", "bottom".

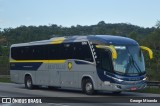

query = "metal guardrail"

[{"left": 147, "top": 81, "right": 160, "bottom": 87}]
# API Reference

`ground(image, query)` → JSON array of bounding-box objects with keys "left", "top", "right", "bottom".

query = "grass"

[
  {"left": 0, "top": 77, "right": 11, "bottom": 83},
  {"left": 132, "top": 87, "right": 160, "bottom": 94}
]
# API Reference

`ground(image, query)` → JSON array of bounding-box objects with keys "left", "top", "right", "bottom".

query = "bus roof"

[
  {"left": 87, "top": 35, "right": 138, "bottom": 45},
  {"left": 11, "top": 35, "right": 138, "bottom": 47},
  {"left": 64, "top": 35, "right": 138, "bottom": 45}
]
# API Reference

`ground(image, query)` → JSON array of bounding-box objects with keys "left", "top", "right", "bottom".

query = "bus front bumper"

[{"left": 101, "top": 81, "right": 147, "bottom": 92}]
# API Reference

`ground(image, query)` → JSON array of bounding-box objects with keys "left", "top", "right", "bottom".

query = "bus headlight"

[
  {"left": 143, "top": 77, "right": 147, "bottom": 81},
  {"left": 111, "top": 76, "right": 123, "bottom": 82},
  {"left": 106, "top": 75, "right": 123, "bottom": 82},
  {"left": 116, "top": 78, "right": 123, "bottom": 82}
]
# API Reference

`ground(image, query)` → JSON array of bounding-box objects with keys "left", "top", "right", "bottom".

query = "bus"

[{"left": 10, "top": 35, "right": 153, "bottom": 95}]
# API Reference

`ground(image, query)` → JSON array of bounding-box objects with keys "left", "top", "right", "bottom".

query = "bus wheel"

[
  {"left": 83, "top": 79, "right": 94, "bottom": 95},
  {"left": 25, "top": 76, "right": 33, "bottom": 89}
]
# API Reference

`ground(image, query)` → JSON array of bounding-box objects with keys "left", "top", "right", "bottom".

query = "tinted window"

[
  {"left": 61, "top": 43, "right": 74, "bottom": 59},
  {"left": 73, "top": 42, "right": 93, "bottom": 62},
  {"left": 95, "top": 48, "right": 112, "bottom": 72},
  {"left": 11, "top": 45, "right": 46, "bottom": 60},
  {"left": 47, "top": 43, "right": 74, "bottom": 60},
  {"left": 11, "top": 47, "right": 24, "bottom": 60},
  {"left": 28, "top": 46, "right": 45, "bottom": 60},
  {"left": 11, "top": 42, "right": 94, "bottom": 62},
  {"left": 47, "top": 44, "right": 61, "bottom": 59}
]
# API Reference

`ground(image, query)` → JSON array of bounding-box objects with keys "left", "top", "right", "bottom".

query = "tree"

[
  {"left": 0, "top": 46, "right": 2, "bottom": 56},
  {"left": 128, "top": 31, "right": 138, "bottom": 41},
  {"left": 97, "top": 21, "right": 106, "bottom": 26},
  {"left": 155, "top": 20, "right": 160, "bottom": 28},
  {"left": 1, "top": 22, "right": 160, "bottom": 80}
]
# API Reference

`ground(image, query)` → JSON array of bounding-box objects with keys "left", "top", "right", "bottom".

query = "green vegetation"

[
  {"left": 135, "top": 87, "right": 160, "bottom": 94},
  {"left": 0, "top": 21, "right": 160, "bottom": 81},
  {"left": 0, "top": 77, "right": 11, "bottom": 83},
  {"left": 0, "top": 46, "right": 9, "bottom": 75}
]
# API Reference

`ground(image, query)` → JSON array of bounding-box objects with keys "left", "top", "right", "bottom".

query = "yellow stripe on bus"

[
  {"left": 50, "top": 37, "right": 65, "bottom": 44},
  {"left": 48, "top": 60, "right": 66, "bottom": 63},
  {"left": 10, "top": 60, "right": 66, "bottom": 63}
]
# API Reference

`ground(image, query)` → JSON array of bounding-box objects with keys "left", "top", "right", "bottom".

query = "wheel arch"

[
  {"left": 24, "top": 73, "right": 33, "bottom": 84},
  {"left": 81, "top": 75, "right": 96, "bottom": 89}
]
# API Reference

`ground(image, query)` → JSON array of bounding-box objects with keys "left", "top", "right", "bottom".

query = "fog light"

[
  {"left": 143, "top": 77, "right": 147, "bottom": 81},
  {"left": 116, "top": 85, "right": 122, "bottom": 89}
]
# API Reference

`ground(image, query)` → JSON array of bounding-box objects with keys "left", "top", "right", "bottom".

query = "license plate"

[{"left": 130, "top": 87, "right": 137, "bottom": 90}]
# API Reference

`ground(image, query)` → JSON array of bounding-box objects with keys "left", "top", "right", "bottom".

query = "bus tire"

[
  {"left": 25, "top": 75, "right": 33, "bottom": 89},
  {"left": 83, "top": 79, "right": 94, "bottom": 95}
]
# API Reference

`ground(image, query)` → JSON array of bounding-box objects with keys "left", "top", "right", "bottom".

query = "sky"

[{"left": 0, "top": 0, "right": 160, "bottom": 29}]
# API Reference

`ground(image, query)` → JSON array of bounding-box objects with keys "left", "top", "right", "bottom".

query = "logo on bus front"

[{"left": 68, "top": 62, "right": 72, "bottom": 71}]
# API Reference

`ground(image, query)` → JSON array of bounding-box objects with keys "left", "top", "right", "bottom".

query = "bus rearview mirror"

[
  {"left": 96, "top": 45, "right": 117, "bottom": 59},
  {"left": 140, "top": 46, "right": 153, "bottom": 59}
]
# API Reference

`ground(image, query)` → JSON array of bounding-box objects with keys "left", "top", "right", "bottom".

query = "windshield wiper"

[
  {"left": 126, "top": 47, "right": 142, "bottom": 75},
  {"left": 129, "top": 54, "right": 142, "bottom": 74}
]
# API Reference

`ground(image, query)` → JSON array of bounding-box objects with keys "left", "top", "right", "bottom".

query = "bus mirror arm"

[
  {"left": 140, "top": 46, "right": 153, "bottom": 59},
  {"left": 96, "top": 45, "right": 117, "bottom": 59}
]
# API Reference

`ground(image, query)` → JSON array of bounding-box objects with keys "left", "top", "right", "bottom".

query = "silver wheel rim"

[
  {"left": 86, "top": 83, "right": 92, "bottom": 92},
  {"left": 27, "top": 79, "right": 31, "bottom": 88}
]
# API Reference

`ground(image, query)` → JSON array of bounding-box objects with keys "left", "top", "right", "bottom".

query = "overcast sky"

[{"left": 0, "top": 0, "right": 160, "bottom": 29}]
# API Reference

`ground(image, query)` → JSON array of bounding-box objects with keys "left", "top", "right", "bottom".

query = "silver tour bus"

[{"left": 10, "top": 35, "right": 153, "bottom": 95}]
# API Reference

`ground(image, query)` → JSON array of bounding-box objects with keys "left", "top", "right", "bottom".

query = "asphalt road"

[{"left": 0, "top": 82, "right": 160, "bottom": 106}]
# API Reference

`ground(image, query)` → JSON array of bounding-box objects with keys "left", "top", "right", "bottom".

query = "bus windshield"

[{"left": 113, "top": 45, "right": 145, "bottom": 76}]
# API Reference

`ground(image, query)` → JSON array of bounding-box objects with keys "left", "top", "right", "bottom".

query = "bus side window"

[
  {"left": 48, "top": 44, "right": 61, "bottom": 60},
  {"left": 96, "top": 49, "right": 112, "bottom": 72},
  {"left": 29, "top": 46, "right": 46, "bottom": 60},
  {"left": 62, "top": 43, "right": 74, "bottom": 59},
  {"left": 73, "top": 42, "right": 93, "bottom": 62},
  {"left": 11, "top": 47, "right": 26, "bottom": 60}
]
